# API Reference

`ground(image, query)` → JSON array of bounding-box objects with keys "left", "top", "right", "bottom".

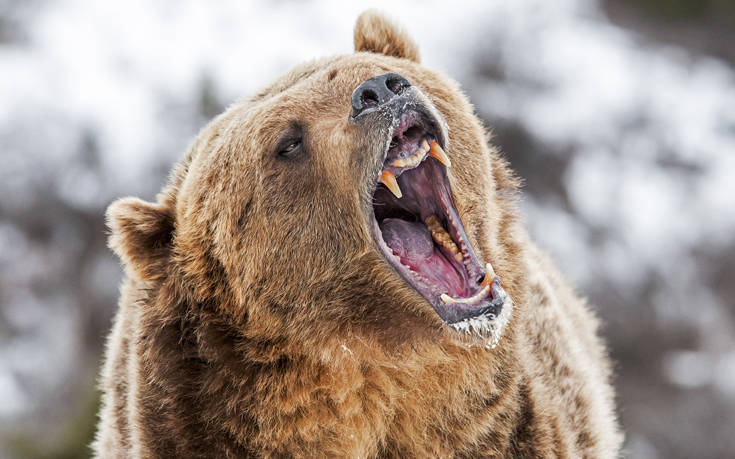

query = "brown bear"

[{"left": 93, "top": 10, "right": 622, "bottom": 458}]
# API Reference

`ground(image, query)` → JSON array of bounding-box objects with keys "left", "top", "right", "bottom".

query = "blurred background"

[{"left": 1, "top": 0, "right": 733, "bottom": 457}]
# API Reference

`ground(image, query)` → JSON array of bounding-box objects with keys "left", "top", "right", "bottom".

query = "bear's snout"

[{"left": 350, "top": 72, "right": 411, "bottom": 119}]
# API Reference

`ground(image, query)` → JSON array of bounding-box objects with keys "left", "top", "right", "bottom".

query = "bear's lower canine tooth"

[
  {"left": 441, "top": 283, "right": 491, "bottom": 305},
  {"left": 481, "top": 263, "right": 496, "bottom": 286},
  {"left": 430, "top": 141, "right": 451, "bottom": 168},
  {"left": 380, "top": 170, "right": 402, "bottom": 198},
  {"left": 441, "top": 293, "right": 457, "bottom": 304}
]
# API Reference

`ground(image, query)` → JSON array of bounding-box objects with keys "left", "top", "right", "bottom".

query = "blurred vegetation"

[
  {"left": 606, "top": 0, "right": 735, "bottom": 65},
  {"left": 630, "top": 0, "right": 735, "bottom": 21},
  {"left": 5, "top": 387, "right": 100, "bottom": 459}
]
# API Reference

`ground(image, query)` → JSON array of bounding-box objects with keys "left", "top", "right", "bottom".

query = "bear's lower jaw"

[{"left": 370, "top": 110, "right": 511, "bottom": 338}]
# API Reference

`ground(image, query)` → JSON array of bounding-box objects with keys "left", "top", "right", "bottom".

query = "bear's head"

[{"left": 106, "top": 11, "right": 524, "bottom": 355}]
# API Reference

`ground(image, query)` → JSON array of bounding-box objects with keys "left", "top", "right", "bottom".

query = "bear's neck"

[
  {"left": 134, "top": 285, "right": 526, "bottom": 457},
  {"left": 310, "top": 337, "right": 525, "bottom": 458},
  {"left": 212, "top": 327, "right": 522, "bottom": 455}
]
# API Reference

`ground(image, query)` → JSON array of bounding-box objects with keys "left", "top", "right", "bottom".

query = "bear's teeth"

[
  {"left": 481, "top": 263, "right": 495, "bottom": 286},
  {"left": 440, "top": 283, "right": 491, "bottom": 305},
  {"left": 392, "top": 140, "right": 430, "bottom": 168},
  {"left": 440, "top": 263, "right": 496, "bottom": 305},
  {"left": 440, "top": 293, "right": 458, "bottom": 304},
  {"left": 430, "top": 141, "right": 451, "bottom": 168},
  {"left": 425, "top": 215, "right": 463, "bottom": 261},
  {"left": 380, "top": 170, "right": 402, "bottom": 198},
  {"left": 420, "top": 138, "right": 431, "bottom": 153}
]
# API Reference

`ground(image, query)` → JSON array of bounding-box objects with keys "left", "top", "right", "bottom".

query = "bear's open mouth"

[{"left": 370, "top": 109, "right": 509, "bottom": 332}]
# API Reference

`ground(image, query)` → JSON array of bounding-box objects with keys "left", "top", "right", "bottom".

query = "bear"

[{"left": 93, "top": 10, "right": 622, "bottom": 458}]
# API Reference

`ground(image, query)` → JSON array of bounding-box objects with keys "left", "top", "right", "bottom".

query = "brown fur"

[{"left": 94, "top": 11, "right": 622, "bottom": 458}]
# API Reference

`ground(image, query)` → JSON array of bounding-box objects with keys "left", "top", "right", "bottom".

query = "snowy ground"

[{"left": 1, "top": 0, "right": 733, "bottom": 457}]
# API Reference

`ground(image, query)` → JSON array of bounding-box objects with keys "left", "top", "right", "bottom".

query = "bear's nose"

[{"left": 350, "top": 73, "right": 412, "bottom": 119}]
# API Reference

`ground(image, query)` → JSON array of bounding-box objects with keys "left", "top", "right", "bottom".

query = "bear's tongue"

[{"left": 379, "top": 218, "right": 466, "bottom": 296}]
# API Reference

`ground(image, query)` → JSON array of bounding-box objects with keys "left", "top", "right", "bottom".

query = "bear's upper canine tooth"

[
  {"left": 430, "top": 141, "right": 451, "bottom": 168},
  {"left": 380, "top": 170, "right": 402, "bottom": 198}
]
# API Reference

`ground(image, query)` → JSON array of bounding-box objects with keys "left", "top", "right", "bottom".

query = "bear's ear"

[
  {"left": 354, "top": 10, "right": 420, "bottom": 63},
  {"left": 106, "top": 197, "right": 174, "bottom": 282}
]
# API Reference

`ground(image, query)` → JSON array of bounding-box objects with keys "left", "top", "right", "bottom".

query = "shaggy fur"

[{"left": 94, "top": 11, "right": 622, "bottom": 458}]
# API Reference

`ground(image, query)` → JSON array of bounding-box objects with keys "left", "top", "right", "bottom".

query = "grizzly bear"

[{"left": 93, "top": 10, "right": 622, "bottom": 458}]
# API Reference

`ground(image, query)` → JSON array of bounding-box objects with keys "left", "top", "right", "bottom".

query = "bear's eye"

[
  {"left": 279, "top": 139, "right": 302, "bottom": 157},
  {"left": 275, "top": 125, "right": 306, "bottom": 160}
]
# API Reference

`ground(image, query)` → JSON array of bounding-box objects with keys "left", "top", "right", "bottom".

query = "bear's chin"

[{"left": 369, "top": 108, "right": 512, "bottom": 339}]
